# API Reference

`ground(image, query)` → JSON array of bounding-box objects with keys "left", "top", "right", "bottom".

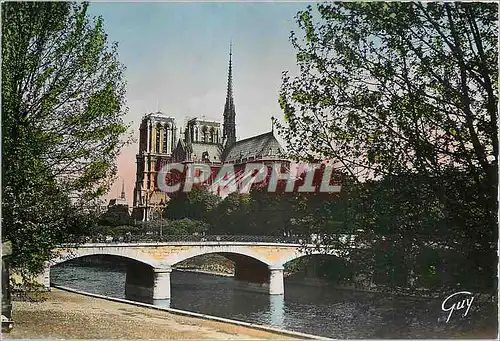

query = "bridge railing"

[{"left": 76, "top": 234, "right": 305, "bottom": 244}]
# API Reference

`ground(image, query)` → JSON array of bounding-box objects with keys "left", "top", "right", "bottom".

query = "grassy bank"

[{"left": 5, "top": 288, "right": 293, "bottom": 339}]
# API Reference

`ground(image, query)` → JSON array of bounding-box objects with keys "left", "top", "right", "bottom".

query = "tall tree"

[
  {"left": 164, "top": 186, "right": 220, "bottom": 225},
  {"left": 276, "top": 2, "right": 498, "bottom": 291},
  {"left": 211, "top": 193, "right": 251, "bottom": 235},
  {"left": 2, "top": 2, "right": 130, "bottom": 275},
  {"left": 278, "top": 2, "right": 497, "bottom": 189}
]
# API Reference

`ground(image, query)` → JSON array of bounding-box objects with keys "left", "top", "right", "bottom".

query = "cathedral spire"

[
  {"left": 223, "top": 42, "right": 236, "bottom": 147},
  {"left": 120, "top": 180, "right": 126, "bottom": 199},
  {"left": 227, "top": 41, "right": 233, "bottom": 101}
]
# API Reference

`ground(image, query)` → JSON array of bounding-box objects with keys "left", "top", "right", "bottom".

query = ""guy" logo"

[{"left": 441, "top": 291, "right": 475, "bottom": 323}]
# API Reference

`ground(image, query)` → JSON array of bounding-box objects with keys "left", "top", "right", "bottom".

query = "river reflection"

[{"left": 50, "top": 263, "right": 495, "bottom": 338}]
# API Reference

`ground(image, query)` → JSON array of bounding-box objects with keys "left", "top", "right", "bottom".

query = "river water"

[{"left": 51, "top": 263, "right": 495, "bottom": 338}]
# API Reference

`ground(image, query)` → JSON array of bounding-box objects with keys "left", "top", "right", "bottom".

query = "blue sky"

[{"left": 88, "top": 2, "right": 309, "bottom": 200}]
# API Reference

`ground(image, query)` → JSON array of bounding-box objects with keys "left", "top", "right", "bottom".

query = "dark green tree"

[
  {"left": 2, "top": 2, "right": 130, "bottom": 276},
  {"left": 276, "top": 2, "right": 497, "bottom": 292},
  {"left": 290, "top": 176, "right": 360, "bottom": 241},
  {"left": 165, "top": 218, "right": 210, "bottom": 235},
  {"left": 278, "top": 2, "right": 497, "bottom": 186},
  {"left": 98, "top": 206, "right": 132, "bottom": 227},
  {"left": 246, "top": 187, "right": 294, "bottom": 236},
  {"left": 164, "top": 186, "right": 220, "bottom": 226},
  {"left": 211, "top": 193, "right": 251, "bottom": 235}
]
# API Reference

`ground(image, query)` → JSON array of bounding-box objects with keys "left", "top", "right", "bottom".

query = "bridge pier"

[
  {"left": 153, "top": 267, "right": 171, "bottom": 300},
  {"left": 232, "top": 265, "right": 285, "bottom": 295},
  {"left": 125, "top": 265, "right": 171, "bottom": 300},
  {"left": 269, "top": 294, "right": 285, "bottom": 325},
  {"left": 269, "top": 266, "right": 284, "bottom": 295}
]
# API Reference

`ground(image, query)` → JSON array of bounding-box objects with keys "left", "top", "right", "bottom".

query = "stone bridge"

[{"left": 45, "top": 237, "right": 344, "bottom": 301}]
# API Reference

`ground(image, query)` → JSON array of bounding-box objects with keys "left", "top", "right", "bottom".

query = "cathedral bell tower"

[
  {"left": 132, "top": 112, "right": 176, "bottom": 222},
  {"left": 222, "top": 43, "right": 236, "bottom": 149}
]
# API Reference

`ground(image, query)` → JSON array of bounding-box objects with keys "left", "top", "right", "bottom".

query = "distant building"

[
  {"left": 102, "top": 182, "right": 132, "bottom": 226},
  {"left": 108, "top": 181, "right": 129, "bottom": 211},
  {"left": 132, "top": 45, "right": 288, "bottom": 221}
]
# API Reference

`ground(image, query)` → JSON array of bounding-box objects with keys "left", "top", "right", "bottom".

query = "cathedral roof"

[
  {"left": 190, "top": 143, "right": 223, "bottom": 162},
  {"left": 223, "top": 131, "right": 285, "bottom": 163}
]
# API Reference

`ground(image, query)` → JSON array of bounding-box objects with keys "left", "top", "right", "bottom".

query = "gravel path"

[{"left": 4, "top": 289, "right": 294, "bottom": 339}]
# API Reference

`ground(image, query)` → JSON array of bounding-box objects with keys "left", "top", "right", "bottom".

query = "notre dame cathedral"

[{"left": 132, "top": 46, "right": 286, "bottom": 222}]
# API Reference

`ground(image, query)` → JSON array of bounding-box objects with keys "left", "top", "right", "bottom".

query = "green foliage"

[
  {"left": 275, "top": 2, "right": 497, "bottom": 293},
  {"left": 165, "top": 187, "right": 220, "bottom": 222},
  {"left": 2, "top": 2, "right": 130, "bottom": 276},
  {"left": 134, "top": 218, "right": 209, "bottom": 236},
  {"left": 284, "top": 256, "right": 353, "bottom": 284},
  {"left": 278, "top": 2, "right": 497, "bottom": 183},
  {"left": 165, "top": 218, "right": 210, "bottom": 235},
  {"left": 91, "top": 224, "right": 141, "bottom": 237},
  {"left": 284, "top": 257, "right": 309, "bottom": 273},
  {"left": 246, "top": 188, "right": 294, "bottom": 236},
  {"left": 289, "top": 176, "right": 361, "bottom": 239},
  {"left": 98, "top": 206, "right": 132, "bottom": 227},
  {"left": 2, "top": 163, "right": 92, "bottom": 275},
  {"left": 2, "top": 2, "right": 131, "bottom": 200},
  {"left": 211, "top": 193, "right": 251, "bottom": 234},
  {"left": 210, "top": 189, "right": 309, "bottom": 236}
]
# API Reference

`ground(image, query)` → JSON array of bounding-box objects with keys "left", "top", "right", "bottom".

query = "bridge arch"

[
  {"left": 161, "top": 245, "right": 273, "bottom": 267},
  {"left": 161, "top": 245, "right": 283, "bottom": 295},
  {"left": 45, "top": 242, "right": 321, "bottom": 299},
  {"left": 51, "top": 246, "right": 160, "bottom": 268}
]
